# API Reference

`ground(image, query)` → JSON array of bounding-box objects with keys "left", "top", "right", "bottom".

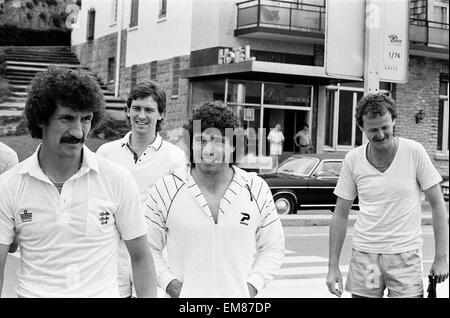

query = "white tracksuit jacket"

[{"left": 145, "top": 166, "right": 285, "bottom": 298}]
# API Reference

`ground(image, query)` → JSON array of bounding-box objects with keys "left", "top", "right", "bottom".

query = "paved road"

[
  {"left": 257, "top": 224, "right": 449, "bottom": 298},
  {"left": 2, "top": 224, "right": 448, "bottom": 298}
]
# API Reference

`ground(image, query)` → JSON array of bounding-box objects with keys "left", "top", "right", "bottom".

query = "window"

[
  {"left": 111, "top": 0, "right": 118, "bottom": 24},
  {"left": 433, "top": 1, "right": 449, "bottom": 26},
  {"left": 107, "top": 57, "right": 115, "bottom": 82},
  {"left": 314, "top": 161, "right": 342, "bottom": 178},
  {"left": 150, "top": 61, "right": 157, "bottom": 80},
  {"left": 437, "top": 75, "right": 449, "bottom": 154},
  {"left": 131, "top": 64, "right": 138, "bottom": 88},
  {"left": 86, "top": 8, "right": 95, "bottom": 41},
  {"left": 159, "top": 0, "right": 167, "bottom": 19},
  {"left": 171, "top": 57, "right": 180, "bottom": 97},
  {"left": 130, "top": 0, "right": 139, "bottom": 28},
  {"left": 325, "top": 82, "right": 391, "bottom": 150},
  {"left": 410, "top": 0, "right": 427, "bottom": 21}
]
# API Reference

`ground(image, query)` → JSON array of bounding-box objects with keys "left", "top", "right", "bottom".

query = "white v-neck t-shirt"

[{"left": 334, "top": 137, "right": 442, "bottom": 254}]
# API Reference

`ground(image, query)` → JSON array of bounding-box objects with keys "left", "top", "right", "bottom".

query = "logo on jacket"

[
  {"left": 99, "top": 211, "right": 110, "bottom": 225},
  {"left": 20, "top": 210, "right": 32, "bottom": 223},
  {"left": 240, "top": 212, "right": 250, "bottom": 226}
]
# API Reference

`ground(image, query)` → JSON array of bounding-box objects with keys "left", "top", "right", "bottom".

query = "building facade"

[{"left": 71, "top": 0, "right": 449, "bottom": 177}]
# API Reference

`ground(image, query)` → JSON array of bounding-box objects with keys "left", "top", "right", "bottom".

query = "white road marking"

[
  {"left": 278, "top": 265, "right": 349, "bottom": 276},
  {"left": 282, "top": 256, "right": 328, "bottom": 264}
]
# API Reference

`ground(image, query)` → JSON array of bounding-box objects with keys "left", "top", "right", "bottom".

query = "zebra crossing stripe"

[
  {"left": 282, "top": 255, "right": 328, "bottom": 264},
  {"left": 278, "top": 265, "right": 349, "bottom": 276}
]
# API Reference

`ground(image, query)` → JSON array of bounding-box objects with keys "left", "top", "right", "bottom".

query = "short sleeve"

[
  {"left": 114, "top": 168, "right": 148, "bottom": 240},
  {"left": 0, "top": 150, "right": 18, "bottom": 174},
  {"left": 334, "top": 153, "right": 358, "bottom": 201},
  {"left": 0, "top": 177, "right": 15, "bottom": 245},
  {"left": 414, "top": 142, "right": 442, "bottom": 191}
]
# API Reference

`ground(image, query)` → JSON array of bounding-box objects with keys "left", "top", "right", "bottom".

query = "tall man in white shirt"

[
  {"left": 97, "top": 80, "right": 186, "bottom": 297},
  {"left": 146, "top": 101, "right": 285, "bottom": 298},
  {"left": 326, "top": 93, "right": 448, "bottom": 298},
  {"left": 0, "top": 66, "right": 157, "bottom": 298}
]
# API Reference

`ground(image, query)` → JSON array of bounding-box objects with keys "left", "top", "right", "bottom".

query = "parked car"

[
  {"left": 259, "top": 153, "right": 359, "bottom": 215},
  {"left": 441, "top": 180, "right": 449, "bottom": 201}
]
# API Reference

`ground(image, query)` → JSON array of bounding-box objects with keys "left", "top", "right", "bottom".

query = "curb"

[{"left": 281, "top": 215, "right": 434, "bottom": 227}]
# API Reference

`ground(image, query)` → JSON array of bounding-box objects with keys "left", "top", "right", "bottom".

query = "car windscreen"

[{"left": 277, "top": 157, "right": 319, "bottom": 176}]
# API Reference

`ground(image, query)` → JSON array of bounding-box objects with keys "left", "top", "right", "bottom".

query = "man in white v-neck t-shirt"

[{"left": 326, "top": 93, "right": 448, "bottom": 298}]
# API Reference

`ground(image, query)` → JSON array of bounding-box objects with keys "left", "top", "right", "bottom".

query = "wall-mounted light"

[{"left": 415, "top": 109, "right": 425, "bottom": 124}]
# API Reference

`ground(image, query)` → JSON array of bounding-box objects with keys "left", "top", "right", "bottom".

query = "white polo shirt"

[
  {"left": 334, "top": 138, "right": 442, "bottom": 253},
  {"left": 97, "top": 132, "right": 188, "bottom": 204},
  {"left": 97, "top": 132, "right": 187, "bottom": 297},
  {"left": 0, "top": 141, "right": 18, "bottom": 174},
  {"left": 145, "top": 166, "right": 285, "bottom": 298},
  {"left": 0, "top": 145, "right": 147, "bottom": 298}
]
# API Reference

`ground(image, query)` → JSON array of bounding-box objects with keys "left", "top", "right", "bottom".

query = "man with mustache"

[
  {"left": 145, "top": 101, "right": 285, "bottom": 297},
  {"left": 326, "top": 93, "right": 448, "bottom": 298},
  {"left": 97, "top": 81, "right": 186, "bottom": 297},
  {"left": 0, "top": 66, "right": 157, "bottom": 297}
]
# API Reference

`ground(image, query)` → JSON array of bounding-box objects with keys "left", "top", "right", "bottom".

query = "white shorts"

[{"left": 345, "top": 249, "right": 424, "bottom": 298}]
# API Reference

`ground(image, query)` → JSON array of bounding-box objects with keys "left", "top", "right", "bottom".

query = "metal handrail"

[
  {"left": 236, "top": 0, "right": 325, "bottom": 33},
  {"left": 410, "top": 18, "right": 449, "bottom": 29},
  {"left": 236, "top": 0, "right": 325, "bottom": 9}
]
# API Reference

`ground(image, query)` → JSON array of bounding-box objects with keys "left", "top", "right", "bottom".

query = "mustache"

[
  {"left": 373, "top": 136, "right": 388, "bottom": 142},
  {"left": 60, "top": 135, "right": 85, "bottom": 144}
]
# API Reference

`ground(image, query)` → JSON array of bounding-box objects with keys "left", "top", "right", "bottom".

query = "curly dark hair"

[
  {"left": 25, "top": 66, "right": 105, "bottom": 139},
  {"left": 183, "top": 101, "right": 239, "bottom": 165},
  {"left": 355, "top": 93, "right": 397, "bottom": 128},
  {"left": 126, "top": 81, "right": 166, "bottom": 132}
]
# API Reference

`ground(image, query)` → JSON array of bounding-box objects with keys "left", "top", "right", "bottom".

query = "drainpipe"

[{"left": 114, "top": 0, "right": 124, "bottom": 97}]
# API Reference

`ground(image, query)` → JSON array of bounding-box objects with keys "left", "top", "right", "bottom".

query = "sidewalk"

[
  {"left": 281, "top": 200, "right": 448, "bottom": 226},
  {"left": 280, "top": 213, "right": 435, "bottom": 226}
]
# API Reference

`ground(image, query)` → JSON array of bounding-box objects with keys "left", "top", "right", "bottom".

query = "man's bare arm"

[
  {"left": 0, "top": 244, "right": 10, "bottom": 297},
  {"left": 326, "top": 197, "right": 353, "bottom": 297},
  {"left": 125, "top": 235, "right": 158, "bottom": 297},
  {"left": 424, "top": 184, "right": 449, "bottom": 284}
]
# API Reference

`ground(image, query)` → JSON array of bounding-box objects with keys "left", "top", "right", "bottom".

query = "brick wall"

[
  {"left": 72, "top": 32, "right": 190, "bottom": 140},
  {"left": 395, "top": 55, "right": 449, "bottom": 177},
  {"left": 72, "top": 31, "right": 127, "bottom": 89},
  {"left": 120, "top": 55, "right": 191, "bottom": 139}
]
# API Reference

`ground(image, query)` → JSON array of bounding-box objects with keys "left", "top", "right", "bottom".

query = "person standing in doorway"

[
  {"left": 294, "top": 123, "right": 313, "bottom": 154},
  {"left": 267, "top": 123, "right": 284, "bottom": 168}
]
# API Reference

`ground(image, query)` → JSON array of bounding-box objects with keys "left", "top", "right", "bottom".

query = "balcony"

[
  {"left": 235, "top": 0, "right": 325, "bottom": 44},
  {"left": 409, "top": 19, "right": 449, "bottom": 59}
]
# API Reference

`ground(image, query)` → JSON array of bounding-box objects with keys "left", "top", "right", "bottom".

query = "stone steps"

[
  {"left": 6, "top": 61, "right": 87, "bottom": 69},
  {"left": 1, "top": 46, "right": 127, "bottom": 130}
]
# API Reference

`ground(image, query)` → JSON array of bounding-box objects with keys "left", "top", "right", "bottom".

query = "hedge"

[{"left": 0, "top": 24, "right": 71, "bottom": 46}]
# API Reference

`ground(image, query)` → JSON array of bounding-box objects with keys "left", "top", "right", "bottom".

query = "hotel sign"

[{"left": 218, "top": 45, "right": 255, "bottom": 64}]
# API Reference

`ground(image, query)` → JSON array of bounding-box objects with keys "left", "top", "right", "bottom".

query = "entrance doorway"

[{"left": 263, "top": 108, "right": 309, "bottom": 154}]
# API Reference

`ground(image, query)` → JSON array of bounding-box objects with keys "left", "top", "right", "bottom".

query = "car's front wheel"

[{"left": 274, "top": 194, "right": 296, "bottom": 215}]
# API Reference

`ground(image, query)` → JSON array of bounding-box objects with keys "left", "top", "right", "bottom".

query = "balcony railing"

[
  {"left": 410, "top": 19, "right": 449, "bottom": 49},
  {"left": 236, "top": 0, "right": 325, "bottom": 34}
]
